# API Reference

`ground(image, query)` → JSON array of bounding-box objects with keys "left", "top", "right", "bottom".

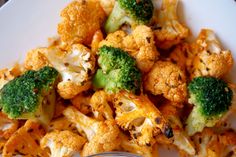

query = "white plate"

[{"left": 0, "top": 0, "right": 236, "bottom": 156}]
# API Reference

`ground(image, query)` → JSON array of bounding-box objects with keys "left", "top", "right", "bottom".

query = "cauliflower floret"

[
  {"left": 99, "top": 25, "right": 159, "bottom": 73},
  {"left": 191, "top": 129, "right": 236, "bottom": 157},
  {"left": 58, "top": 0, "right": 106, "bottom": 45},
  {"left": 41, "top": 130, "right": 86, "bottom": 157},
  {"left": 144, "top": 61, "right": 187, "bottom": 103},
  {"left": 63, "top": 106, "right": 121, "bottom": 156},
  {"left": 187, "top": 29, "right": 234, "bottom": 79},
  {"left": 153, "top": 0, "right": 189, "bottom": 49},
  {"left": 157, "top": 101, "right": 196, "bottom": 156},
  {"left": 119, "top": 133, "right": 158, "bottom": 157},
  {"left": 71, "top": 92, "right": 92, "bottom": 115},
  {"left": 3, "top": 120, "right": 48, "bottom": 157},
  {"left": 168, "top": 43, "right": 190, "bottom": 71},
  {"left": 0, "top": 112, "right": 18, "bottom": 140},
  {"left": 90, "top": 90, "right": 114, "bottom": 120},
  {"left": 0, "top": 64, "right": 22, "bottom": 89},
  {"left": 192, "top": 128, "right": 224, "bottom": 157},
  {"left": 44, "top": 44, "right": 96, "bottom": 99},
  {"left": 48, "top": 117, "right": 77, "bottom": 133},
  {"left": 24, "top": 48, "right": 50, "bottom": 70},
  {"left": 91, "top": 30, "right": 104, "bottom": 54},
  {"left": 99, "top": 0, "right": 115, "bottom": 15},
  {"left": 113, "top": 92, "right": 173, "bottom": 145}
]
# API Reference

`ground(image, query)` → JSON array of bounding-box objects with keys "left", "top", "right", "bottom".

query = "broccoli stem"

[
  {"left": 92, "top": 69, "right": 108, "bottom": 89},
  {"left": 104, "top": 2, "right": 129, "bottom": 33},
  {"left": 186, "top": 107, "right": 206, "bottom": 136}
]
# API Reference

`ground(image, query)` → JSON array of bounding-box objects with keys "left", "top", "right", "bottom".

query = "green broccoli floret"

[
  {"left": 92, "top": 46, "right": 141, "bottom": 94},
  {"left": 186, "top": 76, "right": 233, "bottom": 136},
  {"left": 0, "top": 66, "right": 59, "bottom": 125},
  {"left": 104, "top": 0, "right": 154, "bottom": 33}
]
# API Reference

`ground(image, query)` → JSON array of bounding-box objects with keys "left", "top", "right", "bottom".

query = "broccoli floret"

[
  {"left": 186, "top": 77, "right": 233, "bottom": 135},
  {"left": 0, "top": 66, "right": 59, "bottom": 124},
  {"left": 92, "top": 46, "right": 141, "bottom": 94},
  {"left": 104, "top": 0, "right": 154, "bottom": 33}
]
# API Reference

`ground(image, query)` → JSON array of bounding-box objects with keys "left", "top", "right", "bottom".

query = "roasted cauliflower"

[
  {"left": 71, "top": 92, "right": 92, "bottom": 115},
  {"left": 44, "top": 44, "right": 96, "bottom": 99},
  {"left": 144, "top": 61, "right": 187, "bottom": 103},
  {"left": 48, "top": 117, "right": 77, "bottom": 133},
  {"left": 99, "top": 0, "right": 115, "bottom": 15},
  {"left": 119, "top": 133, "right": 158, "bottom": 157},
  {"left": 58, "top": 0, "right": 106, "bottom": 45},
  {"left": 0, "top": 112, "right": 18, "bottom": 140},
  {"left": 191, "top": 128, "right": 236, "bottom": 157},
  {"left": 3, "top": 120, "right": 48, "bottom": 157},
  {"left": 157, "top": 101, "right": 196, "bottom": 156},
  {"left": 24, "top": 48, "right": 50, "bottom": 71},
  {"left": 99, "top": 25, "right": 159, "bottom": 73},
  {"left": 113, "top": 91, "right": 173, "bottom": 146},
  {"left": 40, "top": 130, "right": 86, "bottom": 157},
  {"left": 90, "top": 90, "right": 114, "bottom": 120},
  {"left": 91, "top": 30, "right": 104, "bottom": 53},
  {"left": 187, "top": 29, "right": 234, "bottom": 79},
  {"left": 168, "top": 43, "right": 190, "bottom": 71},
  {"left": 24, "top": 44, "right": 96, "bottom": 100},
  {"left": 153, "top": 0, "right": 189, "bottom": 49},
  {"left": 0, "top": 64, "right": 22, "bottom": 89},
  {"left": 63, "top": 106, "right": 121, "bottom": 156}
]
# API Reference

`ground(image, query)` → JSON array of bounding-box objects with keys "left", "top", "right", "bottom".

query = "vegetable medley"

[{"left": 0, "top": 0, "right": 235, "bottom": 157}]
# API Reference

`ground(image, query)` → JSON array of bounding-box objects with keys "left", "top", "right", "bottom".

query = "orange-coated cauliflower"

[
  {"left": 192, "top": 128, "right": 225, "bottom": 157},
  {"left": 113, "top": 92, "right": 173, "bottom": 146},
  {"left": 3, "top": 120, "right": 48, "bottom": 157},
  {"left": 0, "top": 64, "right": 22, "bottom": 89},
  {"left": 99, "top": 0, "right": 115, "bottom": 15},
  {"left": 153, "top": 0, "right": 189, "bottom": 49},
  {"left": 99, "top": 25, "right": 159, "bottom": 73},
  {"left": 119, "top": 133, "right": 159, "bottom": 157},
  {"left": 157, "top": 101, "right": 196, "bottom": 156},
  {"left": 144, "top": 61, "right": 187, "bottom": 103},
  {"left": 168, "top": 43, "right": 190, "bottom": 71},
  {"left": 24, "top": 48, "right": 50, "bottom": 70},
  {"left": 0, "top": 112, "right": 18, "bottom": 140},
  {"left": 63, "top": 106, "right": 121, "bottom": 156},
  {"left": 48, "top": 117, "right": 77, "bottom": 133},
  {"left": 71, "top": 92, "right": 92, "bottom": 115},
  {"left": 44, "top": 44, "right": 96, "bottom": 99},
  {"left": 58, "top": 0, "right": 106, "bottom": 45},
  {"left": 91, "top": 30, "right": 104, "bottom": 53},
  {"left": 90, "top": 90, "right": 114, "bottom": 120},
  {"left": 40, "top": 130, "right": 86, "bottom": 157},
  {"left": 187, "top": 29, "right": 234, "bottom": 79}
]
